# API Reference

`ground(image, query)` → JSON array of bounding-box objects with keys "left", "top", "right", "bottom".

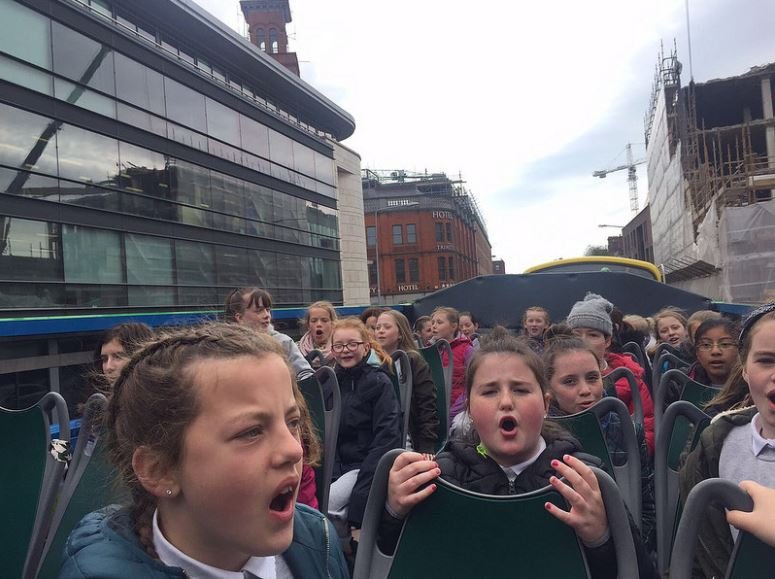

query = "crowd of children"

[{"left": 53, "top": 289, "right": 775, "bottom": 578}]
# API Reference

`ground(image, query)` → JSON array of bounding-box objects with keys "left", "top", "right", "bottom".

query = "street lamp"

[{"left": 373, "top": 201, "right": 419, "bottom": 302}]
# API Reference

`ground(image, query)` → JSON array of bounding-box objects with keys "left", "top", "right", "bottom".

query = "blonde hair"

[
  {"left": 301, "top": 301, "right": 337, "bottom": 330},
  {"left": 378, "top": 310, "right": 419, "bottom": 353}
]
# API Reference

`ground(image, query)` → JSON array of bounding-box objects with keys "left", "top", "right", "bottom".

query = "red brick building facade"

[
  {"left": 240, "top": 0, "right": 300, "bottom": 76},
  {"left": 363, "top": 171, "right": 492, "bottom": 304}
]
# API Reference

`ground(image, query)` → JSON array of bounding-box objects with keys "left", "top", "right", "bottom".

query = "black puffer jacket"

[{"left": 330, "top": 360, "right": 401, "bottom": 527}]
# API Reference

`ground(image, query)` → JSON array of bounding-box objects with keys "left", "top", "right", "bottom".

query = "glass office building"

[{"left": 0, "top": 0, "right": 356, "bottom": 315}]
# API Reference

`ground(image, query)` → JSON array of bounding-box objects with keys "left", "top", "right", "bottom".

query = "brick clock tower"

[{"left": 240, "top": 0, "right": 300, "bottom": 76}]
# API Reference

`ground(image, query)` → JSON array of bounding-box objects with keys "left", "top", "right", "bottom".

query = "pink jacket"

[{"left": 441, "top": 333, "right": 475, "bottom": 420}]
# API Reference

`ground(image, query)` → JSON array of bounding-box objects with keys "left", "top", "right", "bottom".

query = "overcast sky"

[{"left": 193, "top": 0, "right": 775, "bottom": 272}]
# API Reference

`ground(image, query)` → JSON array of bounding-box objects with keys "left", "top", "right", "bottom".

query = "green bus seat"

[
  {"left": 354, "top": 449, "right": 639, "bottom": 579},
  {"left": 671, "top": 478, "right": 775, "bottom": 579},
  {"left": 655, "top": 369, "right": 719, "bottom": 431},
  {"left": 1, "top": 392, "right": 69, "bottom": 579},
  {"left": 550, "top": 396, "right": 642, "bottom": 525},
  {"left": 299, "top": 367, "right": 340, "bottom": 514},
  {"left": 654, "top": 400, "right": 710, "bottom": 576},
  {"left": 390, "top": 350, "right": 413, "bottom": 447},
  {"left": 604, "top": 366, "right": 645, "bottom": 430},
  {"left": 36, "top": 394, "right": 125, "bottom": 578},
  {"left": 419, "top": 339, "right": 451, "bottom": 451}
]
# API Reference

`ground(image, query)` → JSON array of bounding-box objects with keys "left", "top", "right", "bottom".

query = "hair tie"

[{"left": 739, "top": 302, "right": 775, "bottom": 345}]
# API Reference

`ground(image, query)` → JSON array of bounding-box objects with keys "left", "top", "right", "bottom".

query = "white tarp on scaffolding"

[{"left": 720, "top": 199, "right": 775, "bottom": 304}]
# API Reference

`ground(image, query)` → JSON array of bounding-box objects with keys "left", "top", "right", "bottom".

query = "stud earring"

[{"left": 165, "top": 489, "right": 173, "bottom": 497}]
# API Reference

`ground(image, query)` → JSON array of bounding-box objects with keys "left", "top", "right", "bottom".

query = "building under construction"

[
  {"left": 645, "top": 46, "right": 775, "bottom": 303},
  {"left": 362, "top": 170, "right": 491, "bottom": 304}
]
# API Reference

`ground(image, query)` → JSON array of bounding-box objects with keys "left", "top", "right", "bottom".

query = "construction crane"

[{"left": 593, "top": 143, "right": 645, "bottom": 214}]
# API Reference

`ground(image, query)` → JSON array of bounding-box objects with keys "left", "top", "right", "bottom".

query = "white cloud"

[{"left": 193, "top": 0, "right": 774, "bottom": 272}]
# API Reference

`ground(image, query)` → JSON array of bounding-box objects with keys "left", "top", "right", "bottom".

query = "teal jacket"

[{"left": 57, "top": 504, "right": 348, "bottom": 579}]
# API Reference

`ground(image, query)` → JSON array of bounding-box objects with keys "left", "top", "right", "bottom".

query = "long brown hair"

[
  {"left": 106, "top": 323, "right": 319, "bottom": 559},
  {"left": 223, "top": 287, "right": 272, "bottom": 323},
  {"left": 378, "top": 310, "right": 419, "bottom": 353}
]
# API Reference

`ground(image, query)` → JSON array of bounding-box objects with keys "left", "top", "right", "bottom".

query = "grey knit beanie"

[{"left": 566, "top": 293, "right": 614, "bottom": 336}]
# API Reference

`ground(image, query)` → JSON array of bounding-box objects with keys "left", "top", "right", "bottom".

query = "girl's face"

[
  {"left": 101, "top": 338, "right": 127, "bottom": 384},
  {"left": 364, "top": 316, "right": 378, "bottom": 337},
  {"left": 743, "top": 319, "right": 775, "bottom": 439},
  {"left": 459, "top": 315, "right": 478, "bottom": 338},
  {"left": 375, "top": 313, "right": 400, "bottom": 354},
  {"left": 695, "top": 326, "right": 738, "bottom": 385},
  {"left": 658, "top": 316, "right": 689, "bottom": 346},
  {"left": 549, "top": 350, "right": 604, "bottom": 415},
  {"left": 469, "top": 353, "right": 549, "bottom": 467},
  {"left": 235, "top": 296, "right": 271, "bottom": 332},
  {"left": 160, "top": 354, "right": 303, "bottom": 569},
  {"left": 432, "top": 313, "right": 457, "bottom": 341},
  {"left": 524, "top": 311, "right": 548, "bottom": 338},
  {"left": 332, "top": 328, "right": 370, "bottom": 368},
  {"left": 307, "top": 308, "right": 333, "bottom": 346},
  {"left": 571, "top": 327, "right": 611, "bottom": 363},
  {"left": 417, "top": 321, "right": 433, "bottom": 345}
]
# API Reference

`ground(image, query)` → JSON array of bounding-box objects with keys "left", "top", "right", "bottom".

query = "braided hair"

[{"left": 105, "top": 322, "right": 304, "bottom": 559}]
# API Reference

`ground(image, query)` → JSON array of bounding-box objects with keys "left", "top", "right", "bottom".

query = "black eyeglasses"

[{"left": 332, "top": 341, "right": 365, "bottom": 353}]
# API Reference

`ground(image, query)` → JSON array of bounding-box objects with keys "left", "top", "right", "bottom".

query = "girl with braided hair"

[{"left": 58, "top": 322, "right": 348, "bottom": 578}]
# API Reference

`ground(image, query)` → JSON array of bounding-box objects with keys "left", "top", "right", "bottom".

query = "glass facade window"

[
  {"left": 52, "top": 22, "right": 115, "bottom": 96},
  {"left": 407, "top": 223, "right": 417, "bottom": 244},
  {"left": 206, "top": 97, "right": 241, "bottom": 144},
  {"left": 56, "top": 124, "right": 119, "bottom": 186},
  {"left": 114, "top": 53, "right": 166, "bottom": 116},
  {"left": 62, "top": 225, "right": 123, "bottom": 283},
  {"left": 446, "top": 222, "right": 453, "bottom": 242},
  {"left": 366, "top": 226, "right": 376, "bottom": 247},
  {"left": 438, "top": 256, "right": 447, "bottom": 281},
  {"left": 0, "top": 217, "right": 62, "bottom": 281},
  {"left": 125, "top": 234, "right": 173, "bottom": 285},
  {"left": 435, "top": 222, "right": 444, "bottom": 243},
  {"left": 240, "top": 115, "right": 271, "bottom": 159},
  {"left": 164, "top": 77, "right": 206, "bottom": 132},
  {"left": 392, "top": 224, "right": 403, "bottom": 245},
  {"left": 54, "top": 77, "right": 116, "bottom": 118},
  {"left": 368, "top": 261, "right": 377, "bottom": 286},
  {"left": 269, "top": 130, "right": 294, "bottom": 169},
  {"left": 409, "top": 258, "right": 419, "bottom": 283},
  {"left": 0, "top": 103, "right": 59, "bottom": 176},
  {"left": 175, "top": 240, "right": 215, "bottom": 286},
  {"left": 0, "top": 53, "right": 52, "bottom": 95},
  {"left": 0, "top": 0, "right": 52, "bottom": 70},
  {"left": 395, "top": 258, "right": 405, "bottom": 284},
  {"left": 0, "top": 167, "right": 59, "bottom": 202}
]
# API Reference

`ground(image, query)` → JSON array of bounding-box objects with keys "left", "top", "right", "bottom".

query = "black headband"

[{"left": 739, "top": 301, "right": 775, "bottom": 345}]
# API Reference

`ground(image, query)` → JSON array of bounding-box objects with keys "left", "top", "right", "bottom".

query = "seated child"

[
  {"left": 380, "top": 327, "right": 656, "bottom": 579},
  {"left": 58, "top": 323, "right": 347, "bottom": 578},
  {"left": 679, "top": 302, "right": 775, "bottom": 579}
]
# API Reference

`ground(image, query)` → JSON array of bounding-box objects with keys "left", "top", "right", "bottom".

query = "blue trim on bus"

[
  {"left": 711, "top": 302, "right": 756, "bottom": 316},
  {"left": 0, "top": 305, "right": 409, "bottom": 338}
]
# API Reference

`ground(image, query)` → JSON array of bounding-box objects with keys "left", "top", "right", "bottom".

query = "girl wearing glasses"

[
  {"left": 327, "top": 318, "right": 402, "bottom": 545},
  {"left": 689, "top": 318, "right": 739, "bottom": 388}
]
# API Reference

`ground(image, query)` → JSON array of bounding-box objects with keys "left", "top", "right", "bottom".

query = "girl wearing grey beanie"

[{"left": 566, "top": 292, "right": 656, "bottom": 455}]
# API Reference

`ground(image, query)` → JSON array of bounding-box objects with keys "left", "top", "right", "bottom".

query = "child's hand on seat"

[
  {"left": 386, "top": 452, "right": 439, "bottom": 519},
  {"left": 546, "top": 454, "right": 610, "bottom": 547},
  {"left": 726, "top": 480, "right": 775, "bottom": 547}
]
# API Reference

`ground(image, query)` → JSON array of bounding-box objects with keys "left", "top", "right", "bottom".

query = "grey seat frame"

[
  {"left": 605, "top": 365, "right": 645, "bottom": 430},
  {"left": 551, "top": 396, "right": 642, "bottom": 524},
  {"left": 390, "top": 350, "right": 413, "bottom": 447},
  {"left": 303, "top": 366, "right": 341, "bottom": 515},
  {"left": 670, "top": 478, "right": 762, "bottom": 579},
  {"left": 655, "top": 368, "right": 715, "bottom": 431},
  {"left": 354, "top": 448, "right": 639, "bottom": 579},
  {"left": 655, "top": 400, "right": 710, "bottom": 576}
]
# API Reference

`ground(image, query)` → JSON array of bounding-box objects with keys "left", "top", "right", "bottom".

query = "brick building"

[
  {"left": 363, "top": 170, "right": 491, "bottom": 304},
  {"left": 240, "top": 0, "right": 300, "bottom": 76}
]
